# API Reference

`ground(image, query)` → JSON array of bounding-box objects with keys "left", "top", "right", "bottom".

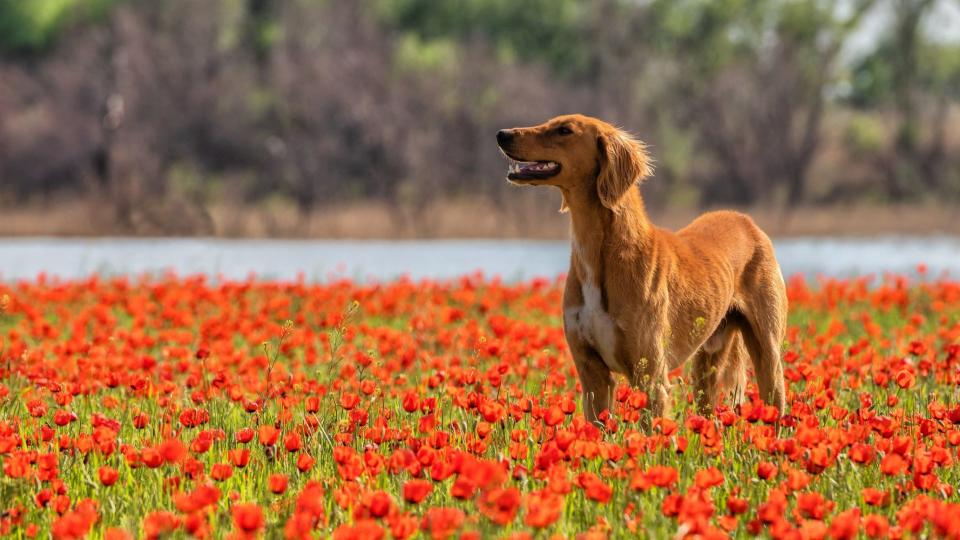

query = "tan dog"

[{"left": 496, "top": 114, "right": 788, "bottom": 424}]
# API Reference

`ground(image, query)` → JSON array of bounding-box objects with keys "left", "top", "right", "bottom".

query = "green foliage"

[
  {"left": 0, "top": 0, "right": 74, "bottom": 52},
  {"left": 849, "top": 45, "right": 896, "bottom": 108},
  {"left": 648, "top": 0, "right": 855, "bottom": 75},
  {"left": 0, "top": 0, "right": 119, "bottom": 53},
  {"left": 647, "top": 0, "right": 769, "bottom": 75},
  {"left": 394, "top": 33, "right": 458, "bottom": 75},
  {"left": 919, "top": 42, "right": 960, "bottom": 98},
  {"left": 844, "top": 113, "right": 885, "bottom": 154},
  {"left": 849, "top": 40, "right": 960, "bottom": 107},
  {"left": 375, "top": 0, "right": 589, "bottom": 77}
]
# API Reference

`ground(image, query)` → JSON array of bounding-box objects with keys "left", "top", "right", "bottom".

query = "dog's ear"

[{"left": 597, "top": 129, "right": 653, "bottom": 210}]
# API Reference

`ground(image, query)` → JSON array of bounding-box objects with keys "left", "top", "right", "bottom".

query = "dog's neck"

[{"left": 563, "top": 184, "right": 651, "bottom": 284}]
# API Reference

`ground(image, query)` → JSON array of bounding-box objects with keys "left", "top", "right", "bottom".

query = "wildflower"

[
  {"left": 284, "top": 432, "right": 302, "bottom": 452},
  {"left": 235, "top": 428, "right": 255, "bottom": 443},
  {"left": 478, "top": 488, "right": 521, "bottom": 525},
  {"left": 577, "top": 473, "right": 612, "bottom": 503},
  {"left": 864, "top": 514, "right": 889, "bottom": 538},
  {"left": 694, "top": 467, "right": 724, "bottom": 489},
  {"left": 268, "top": 474, "right": 288, "bottom": 495},
  {"left": 646, "top": 465, "right": 679, "bottom": 488},
  {"left": 757, "top": 461, "right": 777, "bottom": 480},
  {"left": 421, "top": 507, "right": 465, "bottom": 540},
  {"left": 880, "top": 453, "right": 909, "bottom": 476},
  {"left": 524, "top": 490, "right": 562, "bottom": 528},
  {"left": 340, "top": 392, "right": 360, "bottom": 410},
  {"left": 403, "top": 479, "right": 433, "bottom": 504},
  {"left": 232, "top": 503, "right": 265, "bottom": 534},
  {"left": 210, "top": 463, "right": 233, "bottom": 481},
  {"left": 296, "top": 453, "right": 316, "bottom": 472},
  {"left": 895, "top": 369, "right": 916, "bottom": 389},
  {"left": 98, "top": 466, "right": 119, "bottom": 486},
  {"left": 333, "top": 520, "right": 385, "bottom": 540},
  {"left": 258, "top": 425, "right": 279, "bottom": 446}
]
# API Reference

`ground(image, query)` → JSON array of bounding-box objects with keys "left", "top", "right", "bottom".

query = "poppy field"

[{"left": 1, "top": 271, "right": 960, "bottom": 539}]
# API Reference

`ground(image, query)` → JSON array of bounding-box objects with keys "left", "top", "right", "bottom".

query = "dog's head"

[{"left": 496, "top": 114, "right": 653, "bottom": 210}]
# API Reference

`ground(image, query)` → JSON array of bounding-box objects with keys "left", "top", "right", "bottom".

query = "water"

[{"left": 0, "top": 237, "right": 958, "bottom": 282}]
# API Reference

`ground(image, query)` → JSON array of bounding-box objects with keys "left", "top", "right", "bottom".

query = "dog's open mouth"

[{"left": 503, "top": 154, "right": 561, "bottom": 181}]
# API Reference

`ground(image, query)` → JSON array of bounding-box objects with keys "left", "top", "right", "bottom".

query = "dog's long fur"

[{"left": 497, "top": 114, "right": 788, "bottom": 423}]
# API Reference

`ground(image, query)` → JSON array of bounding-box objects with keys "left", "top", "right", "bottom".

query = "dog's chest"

[{"left": 564, "top": 260, "right": 626, "bottom": 374}]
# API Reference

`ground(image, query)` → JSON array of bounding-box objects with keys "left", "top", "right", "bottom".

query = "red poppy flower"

[
  {"left": 478, "top": 487, "right": 521, "bottom": 525},
  {"left": 403, "top": 479, "right": 433, "bottom": 504},
  {"left": 231, "top": 502, "right": 265, "bottom": 534},
  {"left": 895, "top": 369, "right": 916, "bottom": 389},
  {"left": 863, "top": 514, "right": 889, "bottom": 538},
  {"left": 340, "top": 392, "right": 360, "bottom": 410},
  {"left": 694, "top": 467, "right": 724, "bottom": 489},
  {"left": 862, "top": 488, "right": 890, "bottom": 507},
  {"left": 577, "top": 473, "right": 612, "bottom": 503},
  {"left": 98, "top": 466, "right": 119, "bottom": 486},
  {"left": 421, "top": 507, "right": 465, "bottom": 540},
  {"left": 524, "top": 490, "right": 562, "bottom": 528},
  {"left": 646, "top": 465, "right": 679, "bottom": 488},
  {"left": 268, "top": 474, "right": 288, "bottom": 495},
  {"left": 235, "top": 428, "right": 254, "bottom": 444},
  {"left": 210, "top": 463, "right": 233, "bottom": 482},
  {"left": 284, "top": 432, "right": 302, "bottom": 453},
  {"left": 258, "top": 425, "right": 279, "bottom": 446},
  {"left": 757, "top": 461, "right": 777, "bottom": 480},
  {"left": 229, "top": 448, "right": 250, "bottom": 468},
  {"left": 296, "top": 453, "right": 316, "bottom": 472},
  {"left": 880, "top": 453, "right": 908, "bottom": 476}
]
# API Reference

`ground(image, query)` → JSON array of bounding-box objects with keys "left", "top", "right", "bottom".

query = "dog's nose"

[{"left": 496, "top": 129, "right": 515, "bottom": 146}]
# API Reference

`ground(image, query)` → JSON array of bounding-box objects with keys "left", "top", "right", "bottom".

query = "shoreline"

[{"left": 2, "top": 199, "right": 959, "bottom": 239}]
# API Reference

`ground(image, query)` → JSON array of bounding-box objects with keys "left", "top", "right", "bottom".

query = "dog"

[{"left": 496, "top": 114, "right": 788, "bottom": 424}]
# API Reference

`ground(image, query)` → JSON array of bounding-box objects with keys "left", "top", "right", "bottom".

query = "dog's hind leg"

[
  {"left": 737, "top": 270, "right": 788, "bottom": 413},
  {"left": 694, "top": 320, "right": 747, "bottom": 415},
  {"left": 716, "top": 330, "right": 747, "bottom": 408},
  {"left": 692, "top": 349, "right": 720, "bottom": 415},
  {"left": 628, "top": 341, "right": 671, "bottom": 425}
]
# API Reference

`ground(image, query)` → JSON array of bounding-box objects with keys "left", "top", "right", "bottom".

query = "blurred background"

[{"left": 1, "top": 0, "right": 959, "bottom": 240}]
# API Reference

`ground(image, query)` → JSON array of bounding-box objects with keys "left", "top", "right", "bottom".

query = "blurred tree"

[
  {"left": 645, "top": 0, "right": 876, "bottom": 208},
  {"left": 1, "top": 0, "right": 959, "bottom": 234},
  {"left": 848, "top": 0, "right": 960, "bottom": 200}
]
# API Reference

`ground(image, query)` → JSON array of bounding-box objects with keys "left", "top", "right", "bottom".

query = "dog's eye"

[{"left": 558, "top": 126, "right": 574, "bottom": 136}]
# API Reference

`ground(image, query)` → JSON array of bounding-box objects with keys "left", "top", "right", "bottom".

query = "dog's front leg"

[
  {"left": 570, "top": 342, "right": 614, "bottom": 427},
  {"left": 563, "top": 270, "right": 613, "bottom": 426}
]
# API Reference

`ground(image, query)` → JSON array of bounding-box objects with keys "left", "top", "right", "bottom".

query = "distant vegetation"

[{"left": 0, "top": 0, "right": 958, "bottom": 234}]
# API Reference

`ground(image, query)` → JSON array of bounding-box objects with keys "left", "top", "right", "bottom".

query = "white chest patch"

[{"left": 564, "top": 250, "right": 626, "bottom": 374}]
